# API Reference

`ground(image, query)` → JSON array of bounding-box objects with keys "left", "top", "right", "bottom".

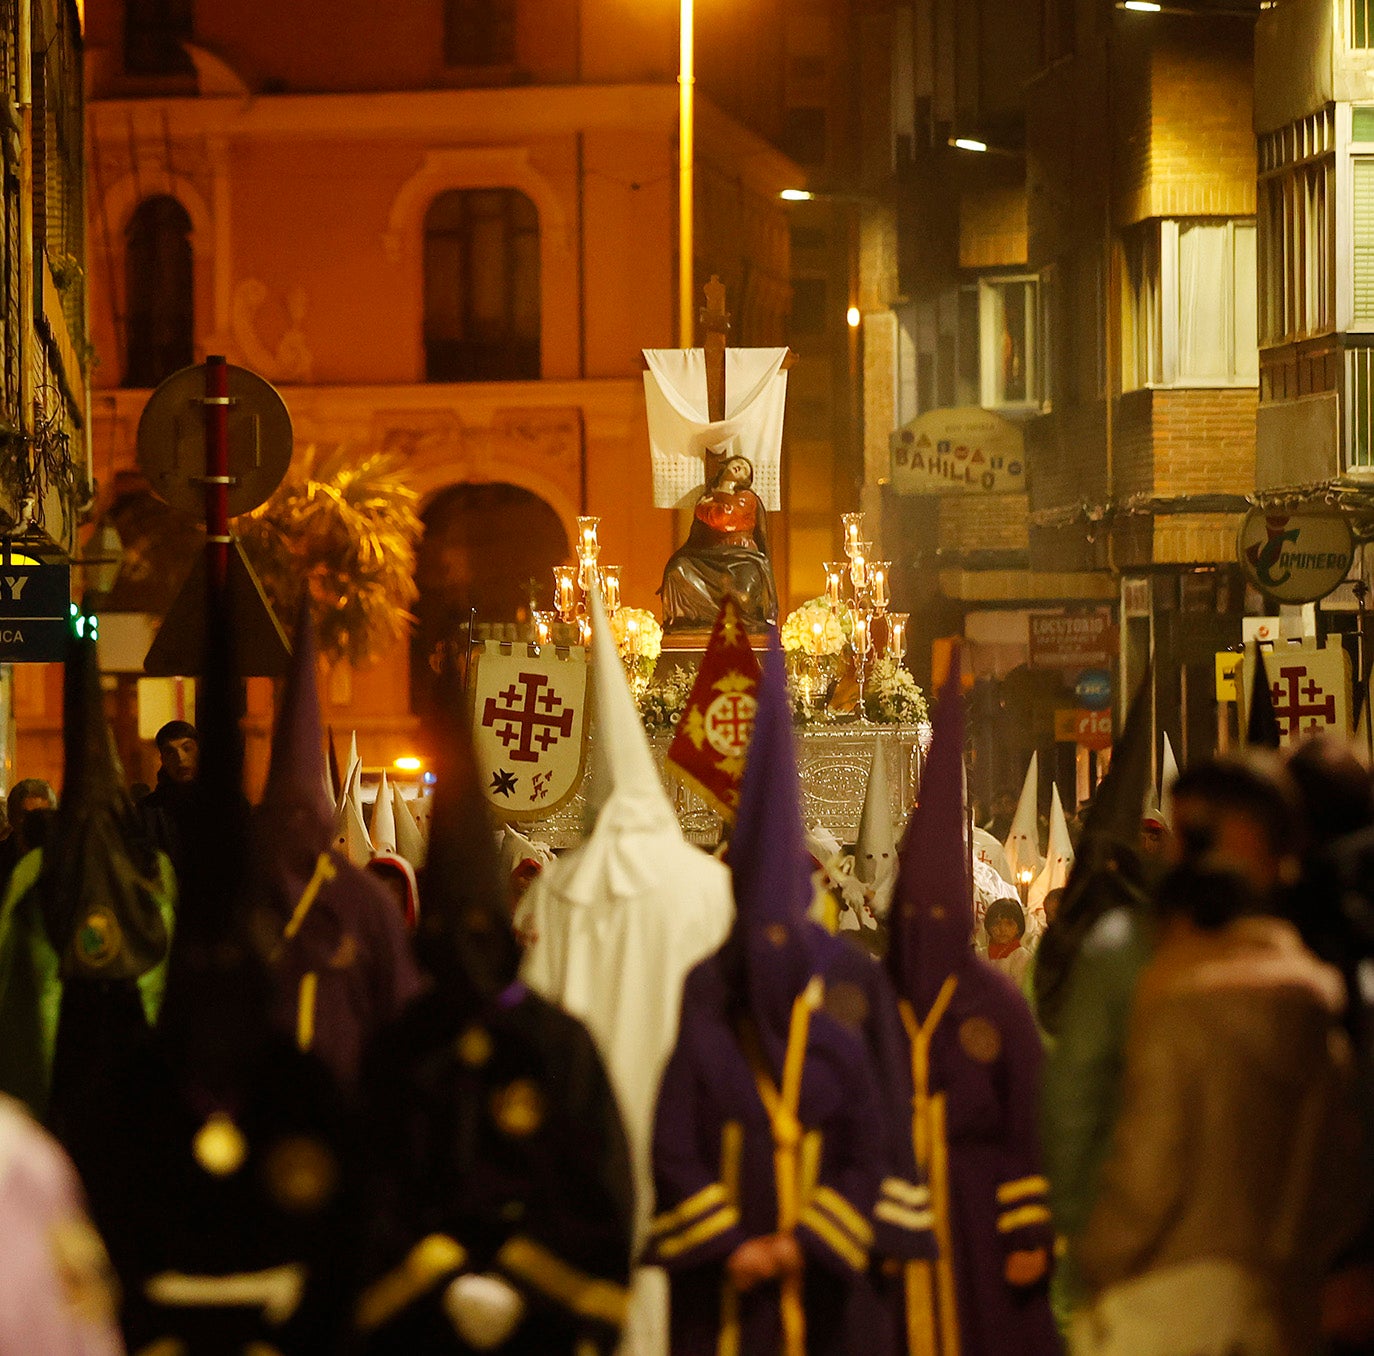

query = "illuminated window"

[
  {"left": 424, "top": 189, "right": 540, "bottom": 383},
  {"left": 1121, "top": 218, "right": 1257, "bottom": 390},
  {"left": 444, "top": 0, "right": 516, "bottom": 67},
  {"left": 124, "top": 196, "right": 193, "bottom": 388},
  {"left": 1354, "top": 0, "right": 1374, "bottom": 48},
  {"left": 979, "top": 276, "right": 1041, "bottom": 409},
  {"left": 124, "top": 0, "right": 193, "bottom": 76}
]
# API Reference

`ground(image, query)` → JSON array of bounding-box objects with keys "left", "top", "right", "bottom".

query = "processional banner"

[
  {"left": 469, "top": 641, "right": 591, "bottom": 822},
  {"left": 1239, "top": 640, "right": 1352, "bottom": 747}
]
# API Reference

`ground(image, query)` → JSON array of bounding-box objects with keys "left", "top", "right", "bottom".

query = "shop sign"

[
  {"left": 0, "top": 540, "right": 71, "bottom": 663},
  {"left": 1029, "top": 607, "right": 1117, "bottom": 670},
  {"left": 1054, "top": 707, "right": 1113, "bottom": 750},
  {"left": 889, "top": 406, "right": 1025, "bottom": 496},
  {"left": 1215, "top": 652, "right": 1242, "bottom": 703},
  {"left": 1075, "top": 669, "right": 1112, "bottom": 711},
  {"left": 1238, "top": 506, "right": 1354, "bottom": 605}
]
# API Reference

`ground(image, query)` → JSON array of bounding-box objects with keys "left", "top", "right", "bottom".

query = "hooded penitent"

[
  {"left": 250, "top": 600, "right": 419, "bottom": 1090},
  {"left": 64, "top": 578, "right": 359, "bottom": 1356},
  {"left": 1003, "top": 752, "right": 1043, "bottom": 886},
  {"left": 1027, "top": 783, "right": 1074, "bottom": 918},
  {"left": 392, "top": 782, "right": 427, "bottom": 869},
  {"left": 516, "top": 585, "right": 732, "bottom": 1356},
  {"left": 853, "top": 738, "right": 898, "bottom": 917},
  {"left": 646, "top": 633, "right": 890, "bottom": 1356},
  {"left": 370, "top": 771, "right": 396, "bottom": 856},
  {"left": 725, "top": 632, "right": 825, "bottom": 1076},
  {"left": 1033, "top": 667, "right": 1155, "bottom": 1039},
  {"left": 885, "top": 656, "right": 1060, "bottom": 1356},
  {"left": 0, "top": 628, "right": 176, "bottom": 1124},
  {"left": 354, "top": 662, "right": 634, "bottom": 1356}
]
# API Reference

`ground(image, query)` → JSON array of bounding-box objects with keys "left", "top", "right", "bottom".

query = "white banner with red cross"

[
  {"left": 469, "top": 641, "right": 591, "bottom": 821},
  {"left": 1240, "top": 639, "right": 1352, "bottom": 747}
]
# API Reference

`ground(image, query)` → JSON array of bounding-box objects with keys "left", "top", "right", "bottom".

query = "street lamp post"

[{"left": 679, "top": 0, "right": 694, "bottom": 348}]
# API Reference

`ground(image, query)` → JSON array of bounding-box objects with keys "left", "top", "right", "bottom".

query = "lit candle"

[
  {"left": 850, "top": 541, "right": 871, "bottom": 591},
  {"left": 553, "top": 565, "right": 577, "bottom": 621},
  {"left": 842, "top": 512, "right": 865, "bottom": 558},
  {"left": 603, "top": 564, "right": 622, "bottom": 612},
  {"left": 578, "top": 614, "right": 593, "bottom": 646},
  {"left": 625, "top": 614, "right": 641, "bottom": 658},
  {"left": 887, "top": 612, "right": 908, "bottom": 662},
  {"left": 577, "top": 516, "right": 601, "bottom": 561},
  {"left": 810, "top": 617, "right": 825, "bottom": 656},
  {"left": 853, "top": 610, "right": 871, "bottom": 657},
  {"left": 871, "top": 561, "right": 891, "bottom": 611},
  {"left": 823, "top": 561, "right": 844, "bottom": 608},
  {"left": 534, "top": 611, "right": 553, "bottom": 647}
]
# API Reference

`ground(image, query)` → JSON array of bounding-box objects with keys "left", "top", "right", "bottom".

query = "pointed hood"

[
  {"left": 370, "top": 770, "right": 397, "bottom": 856},
  {"left": 1159, "top": 732, "right": 1180, "bottom": 829},
  {"left": 888, "top": 655, "right": 971, "bottom": 1015},
  {"left": 38, "top": 631, "right": 168, "bottom": 982},
  {"left": 326, "top": 726, "right": 343, "bottom": 803},
  {"left": 414, "top": 663, "right": 523, "bottom": 1017},
  {"left": 854, "top": 739, "right": 897, "bottom": 887},
  {"left": 1033, "top": 668, "right": 1155, "bottom": 1037},
  {"left": 726, "top": 630, "right": 822, "bottom": 1076},
  {"left": 557, "top": 584, "right": 679, "bottom": 904},
  {"left": 1027, "top": 783, "right": 1074, "bottom": 916},
  {"left": 1248, "top": 646, "right": 1282, "bottom": 749},
  {"left": 334, "top": 761, "right": 372, "bottom": 866},
  {"left": 257, "top": 597, "right": 334, "bottom": 868},
  {"left": 1003, "top": 752, "right": 1042, "bottom": 883},
  {"left": 393, "top": 781, "right": 427, "bottom": 868}
]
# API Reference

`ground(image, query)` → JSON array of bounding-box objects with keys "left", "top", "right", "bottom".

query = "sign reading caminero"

[
  {"left": 0, "top": 538, "right": 71, "bottom": 662},
  {"left": 1238, "top": 506, "right": 1354, "bottom": 605},
  {"left": 1029, "top": 607, "right": 1118, "bottom": 671},
  {"left": 890, "top": 406, "right": 1026, "bottom": 496}
]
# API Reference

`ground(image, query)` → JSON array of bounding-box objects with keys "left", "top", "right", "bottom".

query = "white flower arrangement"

[
  {"left": 862, "top": 656, "right": 930, "bottom": 726},
  {"left": 781, "top": 599, "right": 846, "bottom": 656},
  {"left": 636, "top": 666, "right": 695, "bottom": 733}
]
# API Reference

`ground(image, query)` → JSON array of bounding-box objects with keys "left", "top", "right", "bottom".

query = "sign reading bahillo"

[
  {"left": 0, "top": 538, "right": 71, "bottom": 663},
  {"left": 1238, "top": 505, "right": 1355, "bottom": 605},
  {"left": 890, "top": 406, "right": 1026, "bottom": 495}
]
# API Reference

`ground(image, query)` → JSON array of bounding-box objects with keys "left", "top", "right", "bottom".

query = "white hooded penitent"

[
  {"left": 516, "top": 585, "right": 733, "bottom": 1356},
  {"left": 1003, "top": 750, "right": 1044, "bottom": 884}
]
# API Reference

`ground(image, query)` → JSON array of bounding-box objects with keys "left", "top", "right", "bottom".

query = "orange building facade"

[{"left": 41, "top": 0, "right": 816, "bottom": 788}]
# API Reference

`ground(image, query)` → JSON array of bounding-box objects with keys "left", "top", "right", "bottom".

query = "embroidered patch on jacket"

[
  {"left": 491, "top": 1080, "right": 546, "bottom": 1137},
  {"left": 958, "top": 1016, "right": 1002, "bottom": 1064}
]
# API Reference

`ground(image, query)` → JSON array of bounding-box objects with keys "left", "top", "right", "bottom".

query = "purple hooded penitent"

[
  {"left": 884, "top": 652, "right": 1060, "bottom": 1356},
  {"left": 727, "top": 630, "right": 823, "bottom": 1077},
  {"left": 888, "top": 658, "right": 973, "bottom": 1016},
  {"left": 250, "top": 598, "right": 419, "bottom": 1089}
]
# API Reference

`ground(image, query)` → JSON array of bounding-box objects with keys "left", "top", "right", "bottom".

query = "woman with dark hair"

[{"left": 1075, "top": 863, "right": 1363, "bottom": 1355}]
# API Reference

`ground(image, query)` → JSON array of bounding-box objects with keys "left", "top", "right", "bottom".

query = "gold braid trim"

[
  {"left": 354, "top": 1235, "right": 467, "bottom": 1332},
  {"left": 495, "top": 1235, "right": 628, "bottom": 1329}
]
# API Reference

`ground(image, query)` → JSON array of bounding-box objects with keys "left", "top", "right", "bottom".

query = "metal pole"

[
  {"left": 203, "top": 355, "right": 231, "bottom": 598},
  {"left": 678, "top": 0, "right": 695, "bottom": 348}
]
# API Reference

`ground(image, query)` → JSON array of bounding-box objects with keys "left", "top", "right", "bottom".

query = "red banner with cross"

[
  {"left": 1239, "top": 640, "right": 1352, "bottom": 747},
  {"left": 666, "top": 597, "right": 762, "bottom": 822},
  {"left": 469, "top": 640, "right": 591, "bottom": 821}
]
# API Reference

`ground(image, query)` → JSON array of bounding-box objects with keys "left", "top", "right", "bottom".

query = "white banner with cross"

[
  {"left": 468, "top": 641, "right": 591, "bottom": 821},
  {"left": 1239, "top": 639, "right": 1352, "bottom": 747}
]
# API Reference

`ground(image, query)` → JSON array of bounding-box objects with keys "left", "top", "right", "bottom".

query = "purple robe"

[
  {"left": 897, "top": 958, "right": 1060, "bottom": 1355},
  {"left": 647, "top": 954, "right": 886, "bottom": 1356}
]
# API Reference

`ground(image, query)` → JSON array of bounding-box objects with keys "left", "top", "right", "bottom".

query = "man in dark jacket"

[{"left": 140, "top": 720, "right": 198, "bottom": 887}]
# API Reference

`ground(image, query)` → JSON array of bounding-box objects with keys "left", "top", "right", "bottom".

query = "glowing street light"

[
  {"left": 846, "top": 305, "right": 861, "bottom": 328},
  {"left": 780, "top": 188, "right": 815, "bottom": 201},
  {"left": 950, "top": 136, "right": 989, "bottom": 153}
]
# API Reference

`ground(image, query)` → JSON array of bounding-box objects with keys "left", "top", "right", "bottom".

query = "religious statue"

[{"left": 659, "top": 452, "right": 778, "bottom": 630}]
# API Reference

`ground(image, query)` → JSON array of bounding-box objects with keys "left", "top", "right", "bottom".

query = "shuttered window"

[{"left": 1354, "top": 159, "right": 1374, "bottom": 323}]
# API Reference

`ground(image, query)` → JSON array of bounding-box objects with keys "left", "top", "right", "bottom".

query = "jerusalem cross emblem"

[
  {"left": 469, "top": 641, "right": 590, "bottom": 821},
  {"left": 1242, "top": 640, "right": 1351, "bottom": 748}
]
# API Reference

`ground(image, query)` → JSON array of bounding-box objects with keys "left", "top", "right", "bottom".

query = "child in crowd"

[{"left": 983, "top": 896, "right": 1031, "bottom": 984}]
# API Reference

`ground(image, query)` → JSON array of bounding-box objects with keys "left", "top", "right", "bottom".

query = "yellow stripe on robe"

[
  {"left": 875, "top": 1199, "right": 936, "bottom": 1232},
  {"left": 799, "top": 1206, "right": 868, "bottom": 1271},
  {"left": 882, "top": 1176, "right": 932, "bottom": 1207},
  {"left": 996, "top": 1204, "right": 1052, "bottom": 1233},
  {"left": 495, "top": 1236, "right": 628, "bottom": 1328},
  {"left": 653, "top": 1205, "right": 741, "bottom": 1260},
  {"left": 650, "top": 1182, "right": 729, "bottom": 1238},
  {"left": 810, "top": 1184, "right": 875, "bottom": 1247},
  {"left": 995, "top": 1175, "right": 1049, "bottom": 1205}
]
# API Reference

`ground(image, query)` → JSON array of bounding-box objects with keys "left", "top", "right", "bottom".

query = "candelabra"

[{"left": 821, "top": 509, "right": 902, "bottom": 718}]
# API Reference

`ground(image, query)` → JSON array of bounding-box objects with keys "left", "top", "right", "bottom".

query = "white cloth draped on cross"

[{"left": 642, "top": 347, "right": 790, "bottom": 510}]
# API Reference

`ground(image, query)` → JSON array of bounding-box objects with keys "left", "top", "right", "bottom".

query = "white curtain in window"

[
  {"left": 1233, "top": 221, "right": 1259, "bottom": 381},
  {"left": 1178, "top": 222, "right": 1230, "bottom": 380}
]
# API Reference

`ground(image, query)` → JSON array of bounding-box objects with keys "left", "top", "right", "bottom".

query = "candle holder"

[
  {"left": 870, "top": 561, "right": 891, "bottom": 612},
  {"left": 533, "top": 611, "right": 554, "bottom": 648},
  {"left": 1016, "top": 866, "right": 1036, "bottom": 906},
  {"left": 886, "top": 612, "right": 908, "bottom": 663},
  {"left": 553, "top": 565, "right": 578, "bottom": 623},
  {"left": 577, "top": 614, "right": 593, "bottom": 647},
  {"left": 852, "top": 609, "right": 872, "bottom": 719},
  {"left": 841, "top": 512, "right": 866, "bottom": 558},
  {"left": 823, "top": 561, "right": 845, "bottom": 608},
  {"left": 602, "top": 564, "right": 622, "bottom": 613},
  {"left": 576, "top": 516, "right": 601, "bottom": 562},
  {"left": 850, "top": 541, "right": 871, "bottom": 592}
]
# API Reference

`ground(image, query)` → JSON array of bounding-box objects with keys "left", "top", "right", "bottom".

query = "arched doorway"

[{"left": 411, "top": 482, "right": 569, "bottom": 712}]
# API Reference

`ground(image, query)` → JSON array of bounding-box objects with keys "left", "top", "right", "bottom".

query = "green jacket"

[
  {"left": 1039, "top": 906, "right": 1153, "bottom": 1292},
  {"left": 0, "top": 847, "right": 177, "bottom": 1120}
]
